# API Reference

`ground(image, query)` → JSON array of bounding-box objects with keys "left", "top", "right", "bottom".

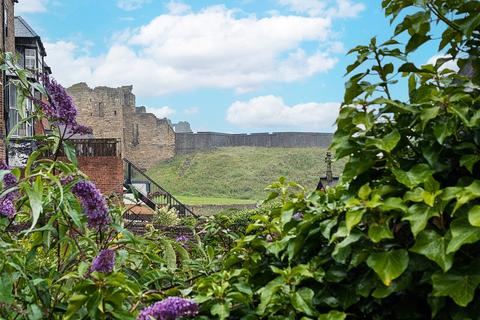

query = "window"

[
  {"left": 3, "top": 7, "right": 7, "bottom": 38},
  {"left": 7, "top": 84, "right": 34, "bottom": 137},
  {"left": 25, "top": 49, "right": 36, "bottom": 70},
  {"left": 133, "top": 123, "right": 139, "bottom": 145},
  {"left": 97, "top": 102, "right": 104, "bottom": 117}
]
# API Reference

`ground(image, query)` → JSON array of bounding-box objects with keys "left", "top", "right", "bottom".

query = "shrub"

[{"left": 192, "top": 1, "right": 480, "bottom": 319}]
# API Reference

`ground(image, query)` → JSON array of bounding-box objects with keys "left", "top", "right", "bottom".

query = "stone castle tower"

[{"left": 67, "top": 83, "right": 176, "bottom": 170}]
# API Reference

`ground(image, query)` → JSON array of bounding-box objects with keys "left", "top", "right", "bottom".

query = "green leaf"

[
  {"left": 0, "top": 273, "right": 13, "bottom": 304},
  {"left": 392, "top": 164, "right": 434, "bottom": 189},
  {"left": 432, "top": 272, "right": 480, "bottom": 307},
  {"left": 410, "top": 230, "right": 453, "bottom": 272},
  {"left": 461, "top": 13, "right": 480, "bottom": 38},
  {"left": 318, "top": 310, "right": 347, "bottom": 320},
  {"left": 162, "top": 240, "right": 177, "bottom": 270},
  {"left": 211, "top": 302, "right": 230, "bottom": 320},
  {"left": 26, "top": 176, "right": 44, "bottom": 231},
  {"left": 346, "top": 209, "right": 365, "bottom": 232},
  {"left": 358, "top": 183, "right": 371, "bottom": 200},
  {"left": 368, "top": 224, "right": 393, "bottom": 243},
  {"left": 368, "top": 129, "right": 401, "bottom": 153},
  {"left": 420, "top": 107, "right": 440, "bottom": 129},
  {"left": 291, "top": 287, "right": 315, "bottom": 316},
  {"left": 367, "top": 249, "right": 409, "bottom": 286},
  {"left": 402, "top": 204, "right": 439, "bottom": 237},
  {"left": 433, "top": 117, "right": 456, "bottom": 144},
  {"left": 63, "top": 141, "right": 78, "bottom": 167},
  {"left": 460, "top": 154, "right": 480, "bottom": 174},
  {"left": 447, "top": 217, "right": 480, "bottom": 254},
  {"left": 468, "top": 205, "right": 480, "bottom": 227}
]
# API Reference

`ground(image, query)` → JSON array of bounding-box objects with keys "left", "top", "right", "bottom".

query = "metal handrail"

[{"left": 123, "top": 158, "right": 196, "bottom": 217}]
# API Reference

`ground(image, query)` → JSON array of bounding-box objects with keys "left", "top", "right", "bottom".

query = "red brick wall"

[{"left": 60, "top": 156, "right": 124, "bottom": 196}]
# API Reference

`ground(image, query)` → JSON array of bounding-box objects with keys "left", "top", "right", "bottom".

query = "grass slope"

[{"left": 148, "top": 147, "right": 344, "bottom": 202}]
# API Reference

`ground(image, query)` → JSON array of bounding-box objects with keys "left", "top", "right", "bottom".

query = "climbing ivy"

[{"left": 193, "top": 1, "right": 480, "bottom": 319}]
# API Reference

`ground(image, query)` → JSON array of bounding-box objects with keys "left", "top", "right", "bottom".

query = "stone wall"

[
  {"left": 67, "top": 83, "right": 176, "bottom": 170},
  {"left": 175, "top": 132, "right": 333, "bottom": 154}
]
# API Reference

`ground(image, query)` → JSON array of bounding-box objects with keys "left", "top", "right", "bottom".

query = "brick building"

[{"left": 0, "top": 0, "right": 17, "bottom": 160}]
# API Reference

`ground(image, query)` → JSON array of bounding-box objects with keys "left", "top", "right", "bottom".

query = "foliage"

[
  {"left": 191, "top": 1, "right": 480, "bottom": 319},
  {"left": 0, "top": 55, "right": 224, "bottom": 319}
]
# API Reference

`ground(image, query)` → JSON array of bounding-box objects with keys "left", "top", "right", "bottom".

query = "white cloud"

[
  {"left": 166, "top": 1, "right": 191, "bottom": 15},
  {"left": 46, "top": 5, "right": 339, "bottom": 96},
  {"left": 16, "top": 0, "right": 48, "bottom": 13},
  {"left": 184, "top": 107, "right": 200, "bottom": 115},
  {"left": 117, "top": 0, "right": 150, "bottom": 11},
  {"left": 427, "top": 54, "right": 459, "bottom": 72},
  {"left": 278, "top": 0, "right": 364, "bottom": 18},
  {"left": 145, "top": 106, "right": 176, "bottom": 119},
  {"left": 226, "top": 95, "right": 339, "bottom": 131}
]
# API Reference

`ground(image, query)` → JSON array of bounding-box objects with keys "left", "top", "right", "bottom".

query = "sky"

[{"left": 15, "top": 0, "right": 442, "bottom": 133}]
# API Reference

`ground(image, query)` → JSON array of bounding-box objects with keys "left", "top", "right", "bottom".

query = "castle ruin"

[
  {"left": 67, "top": 83, "right": 176, "bottom": 170},
  {"left": 67, "top": 83, "right": 334, "bottom": 170}
]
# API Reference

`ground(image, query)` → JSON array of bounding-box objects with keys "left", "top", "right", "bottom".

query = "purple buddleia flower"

[
  {"left": 72, "top": 181, "right": 110, "bottom": 230},
  {"left": 176, "top": 235, "right": 189, "bottom": 243},
  {"left": 0, "top": 161, "right": 18, "bottom": 218},
  {"left": 60, "top": 175, "right": 74, "bottom": 186},
  {"left": 90, "top": 249, "right": 115, "bottom": 274},
  {"left": 30, "top": 97, "right": 56, "bottom": 118},
  {"left": 293, "top": 212, "right": 304, "bottom": 221},
  {"left": 68, "top": 124, "right": 93, "bottom": 136},
  {"left": 137, "top": 297, "right": 199, "bottom": 320},
  {"left": 0, "top": 198, "right": 15, "bottom": 218},
  {"left": 43, "top": 76, "right": 78, "bottom": 126}
]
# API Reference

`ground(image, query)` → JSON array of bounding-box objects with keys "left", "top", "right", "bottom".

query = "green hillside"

[{"left": 147, "top": 147, "right": 343, "bottom": 202}]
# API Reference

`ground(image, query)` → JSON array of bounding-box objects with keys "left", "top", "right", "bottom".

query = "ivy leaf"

[
  {"left": 433, "top": 117, "right": 456, "bottom": 144},
  {"left": 291, "top": 287, "right": 316, "bottom": 316},
  {"left": 447, "top": 217, "right": 480, "bottom": 254},
  {"left": 460, "top": 154, "right": 480, "bottom": 174},
  {"left": 318, "top": 310, "right": 347, "bottom": 320},
  {"left": 367, "top": 250, "right": 409, "bottom": 286},
  {"left": 346, "top": 209, "right": 365, "bottom": 232},
  {"left": 368, "top": 224, "right": 393, "bottom": 243},
  {"left": 432, "top": 272, "right": 480, "bottom": 307},
  {"left": 468, "top": 205, "right": 480, "bottom": 227},
  {"left": 420, "top": 107, "right": 440, "bottom": 129},
  {"left": 367, "top": 129, "right": 401, "bottom": 153},
  {"left": 392, "top": 164, "right": 434, "bottom": 189},
  {"left": 410, "top": 230, "right": 453, "bottom": 272},
  {"left": 402, "top": 204, "right": 439, "bottom": 237},
  {"left": 211, "top": 302, "right": 230, "bottom": 320}
]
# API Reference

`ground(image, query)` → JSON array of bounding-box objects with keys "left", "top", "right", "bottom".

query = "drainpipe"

[{"left": 2, "top": 0, "right": 7, "bottom": 164}]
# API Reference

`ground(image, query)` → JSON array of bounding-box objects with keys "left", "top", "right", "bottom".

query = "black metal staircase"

[{"left": 123, "top": 159, "right": 196, "bottom": 217}]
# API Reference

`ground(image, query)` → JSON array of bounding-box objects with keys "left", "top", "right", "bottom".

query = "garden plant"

[{"left": 0, "top": 0, "right": 479, "bottom": 319}]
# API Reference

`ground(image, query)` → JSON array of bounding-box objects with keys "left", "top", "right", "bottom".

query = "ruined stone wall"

[
  {"left": 123, "top": 107, "right": 176, "bottom": 170},
  {"left": 175, "top": 132, "right": 333, "bottom": 154},
  {"left": 67, "top": 83, "right": 176, "bottom": 170}
]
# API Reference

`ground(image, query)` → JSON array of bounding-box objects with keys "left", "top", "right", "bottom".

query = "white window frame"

[
  {"left": 25, "top": 48, "right": 36, "bottom": 70},
  {"left": 7, "top": 83, "right": 34, "bottom": 137}
]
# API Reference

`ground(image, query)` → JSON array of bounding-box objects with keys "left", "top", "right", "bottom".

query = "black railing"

[{"left": 123, "top": 158, "right": 196, "bottom": 217}]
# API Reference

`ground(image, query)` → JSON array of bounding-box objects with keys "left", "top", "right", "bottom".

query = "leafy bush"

[{"left": 192, "top": 1, "right": 480, "bottom": 319}]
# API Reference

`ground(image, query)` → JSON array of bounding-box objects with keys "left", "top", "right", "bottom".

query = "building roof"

[{"left": 14, "top": 16, "right": 46, "bottom": 56}]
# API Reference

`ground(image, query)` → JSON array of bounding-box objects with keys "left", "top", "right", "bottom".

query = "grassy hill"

[{"left": 147, "top": 147, "right": 344, "bottom": 204}]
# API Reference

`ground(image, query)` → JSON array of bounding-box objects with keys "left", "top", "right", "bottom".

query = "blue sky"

[{"left": 16, "top": 0, "right": 441, "bottom": 133}]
